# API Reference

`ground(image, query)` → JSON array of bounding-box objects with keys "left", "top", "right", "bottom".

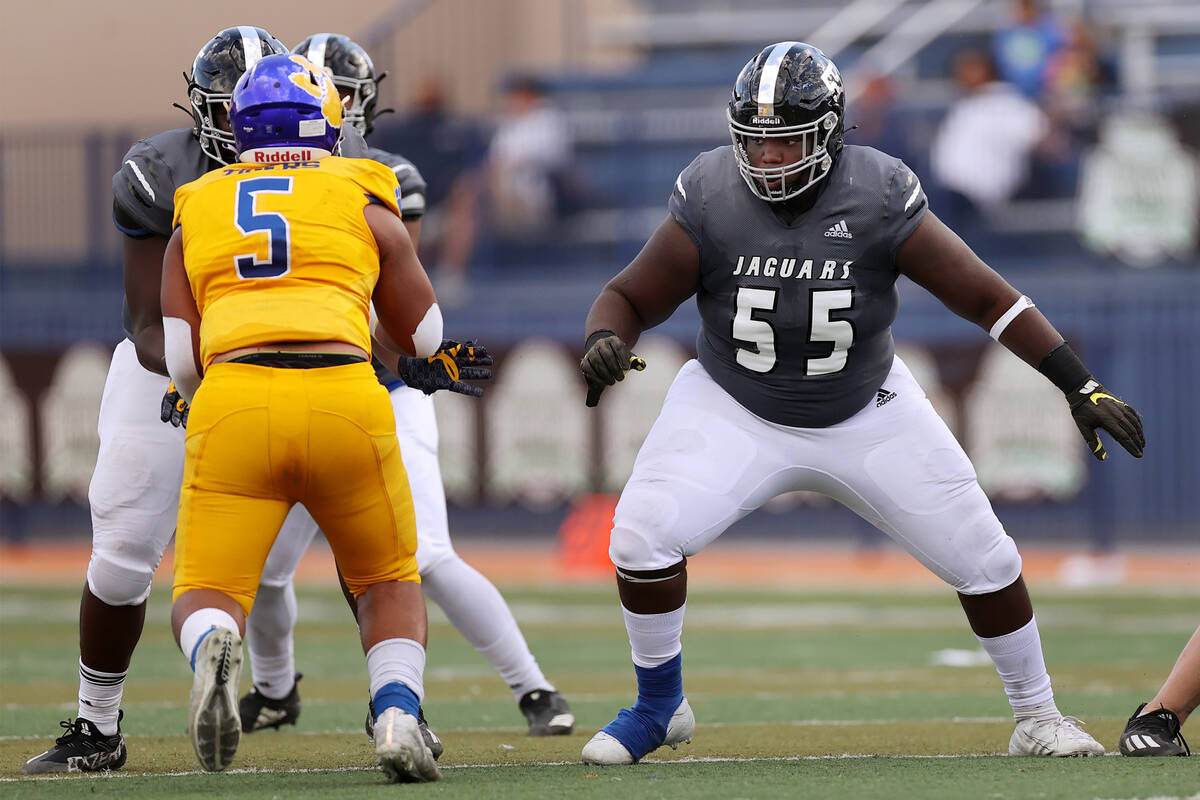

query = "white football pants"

[{"left": 609, "top": 357, "right": 1022, "bottom": 595}]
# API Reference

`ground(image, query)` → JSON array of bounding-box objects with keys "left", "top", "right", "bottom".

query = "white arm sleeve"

[
  {"left": 411, "top": 302, "right": 443, "bottom": 358},
  {"left": 163, "top": 316, "right": 202, "bottom": 403}
]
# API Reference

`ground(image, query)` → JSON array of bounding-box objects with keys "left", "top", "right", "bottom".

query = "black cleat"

[
  {"left": 1119, "top": 703, "right": 1190, "bottom": 756},
  {"left": 519, "top": 690, "right": 575, "bottom": 736},
  {"left": 21, "top": 712, "right": 127, "bottom": 774},
  {"left": 366, "top": 700, "right": 443, "bottom": 760},
  {"left": 239, "top": 673, "right": 302, "bottom": 733}
]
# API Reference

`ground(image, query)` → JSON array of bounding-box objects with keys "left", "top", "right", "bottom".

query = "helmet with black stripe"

[
  {"left": 293, "top": 33, "right": 386, "bottom": 136},
  {"left": 728, "top": 42, "right": 845, "bottom": 202},
  {"left": 187, "top": 26, "right": 289, "bottom": 164}
]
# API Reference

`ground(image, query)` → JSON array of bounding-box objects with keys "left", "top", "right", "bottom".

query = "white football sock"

[
  {"left": 976, "top": 616, "right": 1059, "bottom": 720},
  {"left": 179, "top": 608, "right": 239, "bottom": 668},
  {"left": 422, "top": 556, "right": 552, "bottom": 699},
  {"left": 365, "top": 638, "right": 426, "bottom": 702},
  {"left": 246, "top": 583, "right": 297, "bottom": 699},
  {"left": 623, "top": 604, "right": 686, "bottom": 669},
  {"left": 78, "top": 660, "right": 125, "bottom": 735}
]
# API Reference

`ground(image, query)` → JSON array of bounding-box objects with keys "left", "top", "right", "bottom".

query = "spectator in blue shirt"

[{"left": 993, "top": 0, "right": 1068, "bottom": 100}]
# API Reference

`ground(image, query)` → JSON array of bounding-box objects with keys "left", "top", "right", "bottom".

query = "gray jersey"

[
  {"left": 112, "top": 125, "right": 373, "bottom": 240},
  {"left": 361, "top": 146, "right": 428, "bottom": 388},
  {"left": 669, "top": 144, "right": 928, "bottom": 428},
  {"left": 366, "top": 146, "right": 427, "bottom": 220},
  {"left": 110, "top": 126, "right": 419, "bottom": 396}
]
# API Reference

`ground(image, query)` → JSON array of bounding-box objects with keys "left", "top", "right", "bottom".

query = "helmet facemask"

[
  {"left": 331, "top": 73, "right": 378, "bottom": 136},
  {"left": 189, "top": 86, "right": 237, "bottom": 164},
  {"left": 728, "top": 108, "right": 839, "bottom": 202},
  {"left": 727, "top": 42, "right": 846, "bottom": 203},
  {"left": 186, "top": 27, "right": 288, "bottom": 165}
]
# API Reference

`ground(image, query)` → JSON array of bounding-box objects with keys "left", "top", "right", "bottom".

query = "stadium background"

[{"left": 1, "top": 0, "right": 1199, "bottom": 571}]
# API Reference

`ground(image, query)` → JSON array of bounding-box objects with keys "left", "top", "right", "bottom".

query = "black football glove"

[
  {"left": 1067, "top": 379, "right": 1145, "bottom": 461},
  {"left": 160, "top": 381, "right": 189, "bottom": 428},
  {"left": 397, "top": 339, "right": 492, "bottom": 397},
  {"left": 580, "top": 331, "right": 646, "bottom": 407}
]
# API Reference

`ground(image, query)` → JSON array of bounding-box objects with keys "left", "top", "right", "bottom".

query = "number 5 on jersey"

[
  {"left": 733, "top": 286, "right": 854, "bottom": 376},
  {"left": 235, "top": 176, "right": 294, "bottom": 279}
]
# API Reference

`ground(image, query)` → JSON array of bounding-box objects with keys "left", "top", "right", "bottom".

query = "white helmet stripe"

[
  {"left": 238, "top": 26, "right": 264, "bottom": 69},
  {"left": 305, "top": 33, "right": 331, "bottom": 69},
  {"left": 756, "top": 41, "right": 799, "bottom": 116}
]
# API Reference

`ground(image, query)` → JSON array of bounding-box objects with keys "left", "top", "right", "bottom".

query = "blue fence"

[{"left": 2, "top": 127, "right": 1197, "bottom": 544}]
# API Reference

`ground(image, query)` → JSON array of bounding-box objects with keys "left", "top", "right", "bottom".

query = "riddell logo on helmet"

[
  {"left": 751, "top": 116, "right": 783, "bottom": 126},
  {"left": 254, "top": 149, "right": 313, "bottom": 163}
]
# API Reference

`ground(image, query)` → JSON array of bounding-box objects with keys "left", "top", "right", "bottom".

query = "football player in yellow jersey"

[{"left": 160, "top": 53, "right": 441, "bottom": 782}]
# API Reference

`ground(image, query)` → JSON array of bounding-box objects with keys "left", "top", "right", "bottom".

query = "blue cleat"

[{"left": 581, "top": 697, "right": 694, "bottom": 764}]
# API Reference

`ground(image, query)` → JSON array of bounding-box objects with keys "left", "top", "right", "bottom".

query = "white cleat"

[
  {"left": 188, "top": 628, "right": 244, "bottom": 772},
  {"left": 1009, "top": 714, "right": 1105, "bottom": 757},
  {"left": 581, "top": 698, "right": 695, "bottom": 765},
  {"left": 374, "top": 707, "right": 442, "bottom": 783}
]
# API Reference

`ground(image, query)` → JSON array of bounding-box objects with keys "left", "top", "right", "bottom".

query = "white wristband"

[
  {"left": 411, "top": 303, "right": 443, "bottom": 358},
  {"left": 989, "top": 295, "right": 1034, "bottom": 341},
  {"left": 163, "top": 316, "right": 201, "bottom": 402}
]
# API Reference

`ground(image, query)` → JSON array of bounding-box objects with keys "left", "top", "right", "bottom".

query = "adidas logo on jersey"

[
  {"left": 876, "top": 388, "right": 896, "bottom": 407},
  {"left": 824, "top": 220, "right": 852, "bottom": 239}
]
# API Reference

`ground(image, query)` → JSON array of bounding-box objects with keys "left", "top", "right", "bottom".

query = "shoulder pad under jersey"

[
  {"left": 112, "top": 128, "right": 212, "bottom": 238},
  {"left": 366, "top": 146, "right": 427, "bottom": 218},
  {"left": 668, "top": 146, "right": 730, "bottom": 249}
]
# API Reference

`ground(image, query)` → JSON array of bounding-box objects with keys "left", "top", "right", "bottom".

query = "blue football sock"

[
  {"left": 601, "top": 653, "right": 684, "bottom": 759},
  {"left": 372, "top": 681, "right": 420, "bottom": 719}
]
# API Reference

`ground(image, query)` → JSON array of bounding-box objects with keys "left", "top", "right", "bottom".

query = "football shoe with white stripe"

[{"left": 1119, "top": 703, "right": 1189, "bottom": 757}]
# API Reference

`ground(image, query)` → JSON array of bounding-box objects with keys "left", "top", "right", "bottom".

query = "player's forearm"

[
  {"left": 990, "top": 302, "right": 1068, "bottom": 370},
  {"left": 585, "top": 285, "right": 647, "bottom": 349},
  {"left": 131, "top": 323, "right": 169, "bottom": 375}
]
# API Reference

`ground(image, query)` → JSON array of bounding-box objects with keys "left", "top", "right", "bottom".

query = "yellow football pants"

[{"left": 173, "top": 360, "right": 419, "bottom": 615}]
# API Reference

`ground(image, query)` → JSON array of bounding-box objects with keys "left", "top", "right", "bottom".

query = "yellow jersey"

[{"left": 172, "top": 156, "right": 403, "bottom": 368}]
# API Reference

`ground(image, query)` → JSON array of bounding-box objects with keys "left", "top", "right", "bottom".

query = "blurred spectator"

[
  {"left": 845, "top": 72, "right": 910, "bottom": 161},
  {"left": 993, "top": 0, "right": 1068, "bottom": 101},
  {"left": 1043, "top": 18, "right": 1119, "bottom": 151},
  {"left": 375, "top": 75, "right": 489, "bottom": 304},
  {"left": 930, "top": 50, "right": 1048, "bottom": 222},
  {"left": 1044, "top": 20, "right": 1104, "bottom": 129},
  {"left": 485, "top": 74, "right": 574, "bottom": 237},
  {"left": 1077, "top": 113, "right": 1199, "bottom": 267}
]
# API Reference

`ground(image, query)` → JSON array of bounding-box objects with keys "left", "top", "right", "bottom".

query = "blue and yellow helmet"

[{"left": 230, "top": 53, "right": 344, "bottom": 163}]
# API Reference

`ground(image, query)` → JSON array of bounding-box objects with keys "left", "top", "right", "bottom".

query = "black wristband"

[
  {"left": 1037, "top": 342, "right": 1093, "bottom": 395},
  {"left": 584, "top": 329, "right": 618, "bottom": 351},
  {"left": 394, "top": 354, "right": 411, "bottom": 378}
]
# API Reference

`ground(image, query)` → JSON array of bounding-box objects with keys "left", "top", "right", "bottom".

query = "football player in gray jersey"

[
  {"left": 232, "top": 33, "right": 573, "bottom": 745},
  {"left": 578, "top": 42, "right": 1144, "bottom": 765}
]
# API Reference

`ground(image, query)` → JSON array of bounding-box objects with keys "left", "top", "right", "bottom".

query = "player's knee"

[
  {"left": 86, "top": 552, "right": 156, "bottom": 606},
  {"left": 957, "top": 534, "right": 1022, "bottom": 595},
  {"left": 609, "top": 487, "right": 683, "bottom": 570},
  {"left": 609, "top": 525, "right": 681, "bottom": 572}
]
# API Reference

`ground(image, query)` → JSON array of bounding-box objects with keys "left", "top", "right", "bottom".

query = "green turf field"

[{"left": 2, "top": 577, "right": 1196, "bottom": 798}]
